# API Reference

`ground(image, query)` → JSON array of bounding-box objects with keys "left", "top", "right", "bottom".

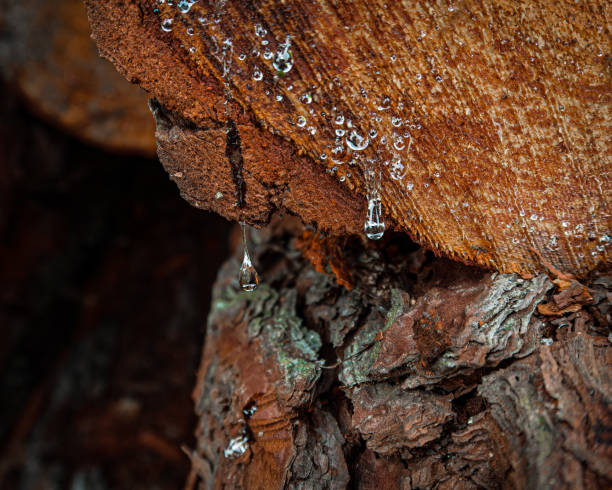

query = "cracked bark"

[{"left": 190, "top": 219, "right": 611, "bottom": 489}]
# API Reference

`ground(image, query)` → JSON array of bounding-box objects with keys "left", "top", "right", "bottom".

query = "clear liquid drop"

[
  {"left": 239, "top": 223, "right": 259, "bottom": 292},
  {"left": 364, "top": 197, "right": 385, "bottom": 240},
  {"left": 224, "top": 433, "right": 249, "bottom": 459},
  {"left": 177, "top": 0, "right": 196, "bottom": 13},
  {"left": 346, "top": 130, "right": 369, "bottom": 151},
  {"left": 161, "top": 18, "right": 174, "bottom": 32},
  {"left": 273, "top": 36, "right": 293, "bottom": 74},
  {"left": 254, "top": 23, "right": 267, "bottom": 37}
]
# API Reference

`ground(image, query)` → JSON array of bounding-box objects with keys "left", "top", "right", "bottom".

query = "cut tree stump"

[
  {"left": 84, "top": 0, "right": 610, "bottom": 276},
  {"left": 82, "top": 1, "right": 611, "bottom": 488}
]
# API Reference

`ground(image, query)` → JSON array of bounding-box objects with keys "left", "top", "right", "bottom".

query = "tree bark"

[{"left": 188, "top": 219, "right": 610, "bottom": 489}]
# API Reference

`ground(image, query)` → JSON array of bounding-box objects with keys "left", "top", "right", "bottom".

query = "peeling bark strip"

[
  {"left": 85, "top": 0, "right": 610, "bottom": 276},
  {"left": 189, "top": 220, "right": 611, "bottom": 489}
]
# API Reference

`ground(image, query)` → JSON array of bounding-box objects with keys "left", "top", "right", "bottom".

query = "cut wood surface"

[
  {"left": 0, "top": 0, "right": 156, "bottom": 155},
  {"left": 85, "top": 0, "right": 610, "bottom": 276}
]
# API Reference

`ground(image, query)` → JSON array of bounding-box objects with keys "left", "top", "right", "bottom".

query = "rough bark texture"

[
  {"left": 0, "top": 0, "right": 156, "bottom": 155},
  {"left": 189, "top": 219, "right": 611, "bottom": 489},
  {"left": 84, "top": 0, "right": 610, "bottom": 276}
]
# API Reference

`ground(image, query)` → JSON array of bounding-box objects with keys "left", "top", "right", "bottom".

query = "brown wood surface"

[
  {"left": 85, "top": 0, "right": 610, "bottom": 276},
  {"left": 0, "top": 0, "right": 156, "bottom": 155}
]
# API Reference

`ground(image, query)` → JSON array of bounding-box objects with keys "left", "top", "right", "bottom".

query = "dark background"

[{"left": 0, "top": 83, "right": 231, "bottom": 489}]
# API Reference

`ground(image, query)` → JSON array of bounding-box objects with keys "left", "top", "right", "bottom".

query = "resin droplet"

[
  {"left": 346, "top": 129, "right": 369, "bottom": 151},
  {"left": 239, "top": 223, "right": 259, "bottom": 292},
  {"left": 273, "top": 36, "right": 293, "bottom": 74},
  {"left": 362, "top": 163, "right": 385, "bottom": 241},
  {"left": 161, "top": 18, "right": 174, "bottom": 32},
  {"left": 364, "top": 197, "right": 385, "bottom": 240},
  {"left": 177, "top": 0, "right": 196, "bottom": 13},
  {"left": 224, "top": 434, "right": 249, "bottom": 459}
]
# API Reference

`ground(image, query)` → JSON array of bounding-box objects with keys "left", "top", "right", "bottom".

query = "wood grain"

[{"left": 85, "top": 0, "right": 611, "bottom": 274}]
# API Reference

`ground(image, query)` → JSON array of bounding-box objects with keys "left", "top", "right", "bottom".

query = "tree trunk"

[
  {"left": 0, "top": 0, "right": 156, "bottom": 156},
  {"left": 186, "top": 218, "right": 610, "bottom": 489},
  {"left": 82, "top": 1, "right": 612, "bottom": 488}
]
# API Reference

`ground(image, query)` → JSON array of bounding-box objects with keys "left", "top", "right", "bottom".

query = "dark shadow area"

[{"left": 0, "top": 84, "right": 231, "bottom": 489}]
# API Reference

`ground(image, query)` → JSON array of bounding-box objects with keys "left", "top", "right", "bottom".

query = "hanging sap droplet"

[
  {"left": 239, "top": 250, "right": 259, "bottom": 292},
  {"left": 224, "top": 433, "right": 249, "bottom": 459},
  {"left": 364, "top": 197, "right": 385, "bottom": 240},
  {"left": 239, "top": 223, "right": 259, "bottom": 292}
]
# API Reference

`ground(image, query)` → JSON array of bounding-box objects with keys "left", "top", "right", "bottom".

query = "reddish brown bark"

[{"left": 189, "top": 220, "right": 611, "bottom": 489}]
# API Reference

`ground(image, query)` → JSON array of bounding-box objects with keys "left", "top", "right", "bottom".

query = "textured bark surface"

[
  {"left": 0, "top": 0, "right": 156, "bottom": 155},
  {"left": 190, "top": 219, "right": 611, "bottom": 489},
  {"left": 85, "top": 0, "right": 610, "bottom": 276}
]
